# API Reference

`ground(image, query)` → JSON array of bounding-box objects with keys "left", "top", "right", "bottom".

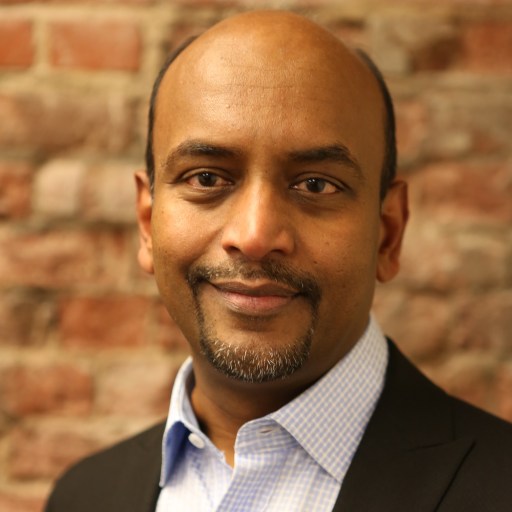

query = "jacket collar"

[{"left": 332, "top": 340, "right": 474, "bottom": 511}]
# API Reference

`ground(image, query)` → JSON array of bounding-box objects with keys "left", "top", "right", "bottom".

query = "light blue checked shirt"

[{"left": 156, "top": 316, "right": 388, "bottom": 511}]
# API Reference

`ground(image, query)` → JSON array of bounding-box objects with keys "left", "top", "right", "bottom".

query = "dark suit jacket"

[{"left": 45, "top": 342, "right": 512, "bottom": 511}]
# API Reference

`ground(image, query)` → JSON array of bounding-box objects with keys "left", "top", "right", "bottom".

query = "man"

[{"left": 45, "top": 10, "right": 512, "bottom": 512}]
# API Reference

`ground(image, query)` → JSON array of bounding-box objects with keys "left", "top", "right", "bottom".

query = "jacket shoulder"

[
  {"left": 389, "top": 341, "right": 512, "bottom": 510},
  {"left": 45, "top": 422, "right": 165, "bottom": 512},
  {"left": 451, "top": 396, "right": 512, "bottom": 438},
  {"left": 431, "top": 396, "right": 512, "bottom": 511}
]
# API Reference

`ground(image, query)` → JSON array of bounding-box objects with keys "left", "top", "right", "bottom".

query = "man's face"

[{"left": 137, "top": 20, "right": 407, "bottom": 387}]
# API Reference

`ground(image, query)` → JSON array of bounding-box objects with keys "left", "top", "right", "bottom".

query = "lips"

[{"left": 208, "top": 280, "right": 300, "bottom": 315}]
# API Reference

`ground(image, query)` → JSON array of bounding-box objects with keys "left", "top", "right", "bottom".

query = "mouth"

[{"left": 208, "top": 280, "right": 301, "bottom": 315}]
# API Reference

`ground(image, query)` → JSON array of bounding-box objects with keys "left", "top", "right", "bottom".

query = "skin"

[{"left": 136, "top": 11, "right": 408, "bottom": 467}]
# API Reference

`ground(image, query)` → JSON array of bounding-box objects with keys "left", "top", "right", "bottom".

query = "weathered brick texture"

[
  {"left": 58, "top": 295, "right": 152, "bottom": 348},
  {"left": 0, "top": 19, "right": 34, "bottom": 69},
  {"left": 0, "top": 92, "right": 135, "bottom": 154},
  {"left": 8, "top": 423, "right": 121, "bottom": 479},
  {"left": 461, "top": 21, "right": 512, "bottom": 73},
  {"left": 1, "top": 363, "right": 93, "bottom": 417},
  {"left": 0, "top": 1, "right": 511, "bottom": 509},
  {"left": 0, "top": 228, "right": 132, "bottom": 288},
  {"left": 0, "top": 161, "right": 33, "bottom": 218},
  {"left": 49, "top": 20, "right": 142, "bottom": 71}
]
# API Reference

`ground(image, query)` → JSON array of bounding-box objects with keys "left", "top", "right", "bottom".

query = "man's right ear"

[{"left": 135, "top": 171, "right": 154, "bottom": 274}]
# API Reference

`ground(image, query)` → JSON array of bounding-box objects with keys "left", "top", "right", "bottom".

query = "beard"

[
  {"left": 187, "top": 260, "right": 321, "bottom": 383},
  {"left": 197, "top": 323, "right": 314, "bottom": 383}
]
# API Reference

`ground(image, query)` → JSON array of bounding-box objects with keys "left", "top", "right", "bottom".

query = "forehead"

[{"left": 153, "top": 26, "right": 385, "bottom": 177}]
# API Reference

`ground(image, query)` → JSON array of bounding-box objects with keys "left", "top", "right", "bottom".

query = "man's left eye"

[
  {"left": 186, "top": 172, "right": 230, "bottom": 188},
  {"left": 292, "top": 178, "right": 339, "bottom": 194}
]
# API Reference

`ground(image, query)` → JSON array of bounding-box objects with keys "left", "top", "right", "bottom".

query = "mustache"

[{"left": 187, "top": 260, "right": 321, "bottom": 306}]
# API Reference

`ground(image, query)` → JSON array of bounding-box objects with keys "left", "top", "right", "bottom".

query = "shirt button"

[
  {"left": 259, "top": 427, "right": 276, "bottom": 435},
  {"left": 188, "top": 432, "right": 205, "bottom": 449}
]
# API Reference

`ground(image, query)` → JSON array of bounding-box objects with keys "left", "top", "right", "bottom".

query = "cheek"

[
  {"left": 311, "top": 217, "right": 381, "bottom": 303},
  {"left": 150, "top": 207, "right": 203, "bottom": 313},
  {"left": 149, "top": 202, "right": 226, "bottom": 335},
  {"left": 151, "top": 204, "right": 213, "bottom": 271}
]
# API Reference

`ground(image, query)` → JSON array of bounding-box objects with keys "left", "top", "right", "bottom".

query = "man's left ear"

[
  {"left": 376, "top": 179, "right": 409, "bottom": 283},
  {"left": 135, "top": 170, "right": 154, "bottom": 274}
]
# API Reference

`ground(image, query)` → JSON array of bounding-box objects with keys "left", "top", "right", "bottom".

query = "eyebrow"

[
  {"left": 162, "top": 140, "right": 242, "bottom": 170},
  {"left": 162, "top": 140, "right": 363, "bottom": 180},
  {"left": 287, "top": 144, "right": 363, "bottom": 180}
]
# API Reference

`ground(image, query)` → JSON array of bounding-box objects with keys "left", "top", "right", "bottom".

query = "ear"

[
  {"left": 135, "top": 171, "right": 154, "bottom": 274},
  {"left": 376, "top": 179, "right": 409, "bottom": 283}
]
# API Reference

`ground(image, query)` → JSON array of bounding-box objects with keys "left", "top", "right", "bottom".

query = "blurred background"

[{"left": 0, "top": 0, "right": 511, "bottom": 510}]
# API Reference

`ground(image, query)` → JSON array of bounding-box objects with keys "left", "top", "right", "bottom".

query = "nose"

[{"left": 221, "top": 181, "right": 295, "bottom": 261}]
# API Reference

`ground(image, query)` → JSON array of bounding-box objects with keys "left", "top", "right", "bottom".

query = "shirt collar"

[
  {"left": 270, "top": 316, "right": 388, "bottom": 482},
  {"left": 159, "top": 357, "right": 197, "bottom": 486},
  {"left": 160, "top": 316, "right": 388, "bottom": 486}
]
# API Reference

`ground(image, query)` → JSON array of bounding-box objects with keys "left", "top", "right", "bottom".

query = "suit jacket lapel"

[
  {"left": 115, "top": 422, "right": 164, "bottom": 512},
  {"left": 332, "top": 342, "right": 475, "bottom": 512}
]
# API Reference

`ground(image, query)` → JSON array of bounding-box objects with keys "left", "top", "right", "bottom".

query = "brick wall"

[{"left": 0, "top": 1, "right": 511, "bottom": 510}]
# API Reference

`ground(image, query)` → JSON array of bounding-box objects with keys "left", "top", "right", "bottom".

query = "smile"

[{"left": 208, "top": 280, "right": 300, "bottom": 316}]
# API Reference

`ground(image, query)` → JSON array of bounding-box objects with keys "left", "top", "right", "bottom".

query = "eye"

[
  {"left": 185, "top": 171, "right": 231, "bottom": 189},
  {"left": 292, "top": 177, "right": 340, "bottom": 194}
]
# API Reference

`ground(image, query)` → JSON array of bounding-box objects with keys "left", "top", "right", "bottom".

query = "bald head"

[
  {"left": 145, "top": 11, "right": 396, "bottom": 198},
  {"left": 180, "top": 11, "right": 363, "bottom": 73}
]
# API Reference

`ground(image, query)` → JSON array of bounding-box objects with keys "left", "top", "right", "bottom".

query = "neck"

[{"left": 189, "top": 361, "right": 315, "bottom": 466}]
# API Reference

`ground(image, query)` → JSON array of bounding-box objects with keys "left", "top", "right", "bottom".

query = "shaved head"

[{"left": 145, "top": 11, "right": 396, "bottom": 198}]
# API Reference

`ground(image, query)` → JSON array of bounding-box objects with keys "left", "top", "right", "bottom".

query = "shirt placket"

[{"left": 216, "top": 421, "right": 292, "bottom": 512}]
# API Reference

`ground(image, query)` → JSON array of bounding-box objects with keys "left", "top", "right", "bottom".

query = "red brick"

[
  {"left": 167, "top": 0, "right": 237, "bottom": 6},
  {"left": 165, "top": 18, "right": 222, "bottom": 55},
  {"left": 395, "top": 99, "right": 430, "bottom": 166},
  {"left": 397, "top": 218, "right": 509, "bottom": 292},
  {"left": 450, "top": 291, "right": 512, "bottom": 352},
  {"left": 49, "top": 20, "right": 142, "bottom": 71},
  {"left": 379, "top": 0, "right": 511, "bottom": 5},
  {"left": 8, "top": 420, "right": 156, "bottom": 480},
  {"left": 326, "top": 21, "right": 368, "bottom": 49},
  {"left": 369, "top": 15, "right": 459, "bottom": 75},
  {"left": 0, "top": 19, "right": 34, "bottom": 69},
  {"left": 373, "top": 287, "right": 451, "bottom": 361},
  {"left": 0, "top": 491, "right": 45, "bottom": 512},
  {"left": 0, "top": 227, "right": 131, "bottom": 289},
  {"left": 96, "top": 358, "right": 178, "bottom": 416},
  {"left": 0, "top": 291, "right": 42, "bottom": 346},
  {"left": 412, "top": 38, "right": 460, "bottom": 72},
  {"left": 0, "top": 0, "right": 153, "bottom": 3},
  {"left": 33, "top": 159, "right": 139, "bottom": 222},
  {"left": 426, "top": 92, "right": 512, "bottom": 158},
  {"left": 8, "top": 425, "right": 106, "bottom": 479},
  {"left": 409, "top": 161, "right": 512, "bottom": 224},
  {"left": 81, "top": 162, "right": 137, "bottom": 223},
  {"left": 0, "top": 92, "right": 134, "bottom": 154},
  {"left": 460, "top": 21, "right": 512, "bottom": 73},
  {"left": 1, "top": 363, "right": 93, "bottom": 416},
  {"left": 58, "top": 295, "right": 152, "bottom": 349},
  {"left": 33, "top": 159, "right": 86, "bottom": 218},
  {"left": 0, "top": 161, "right": 32, "bottom": 218}
]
